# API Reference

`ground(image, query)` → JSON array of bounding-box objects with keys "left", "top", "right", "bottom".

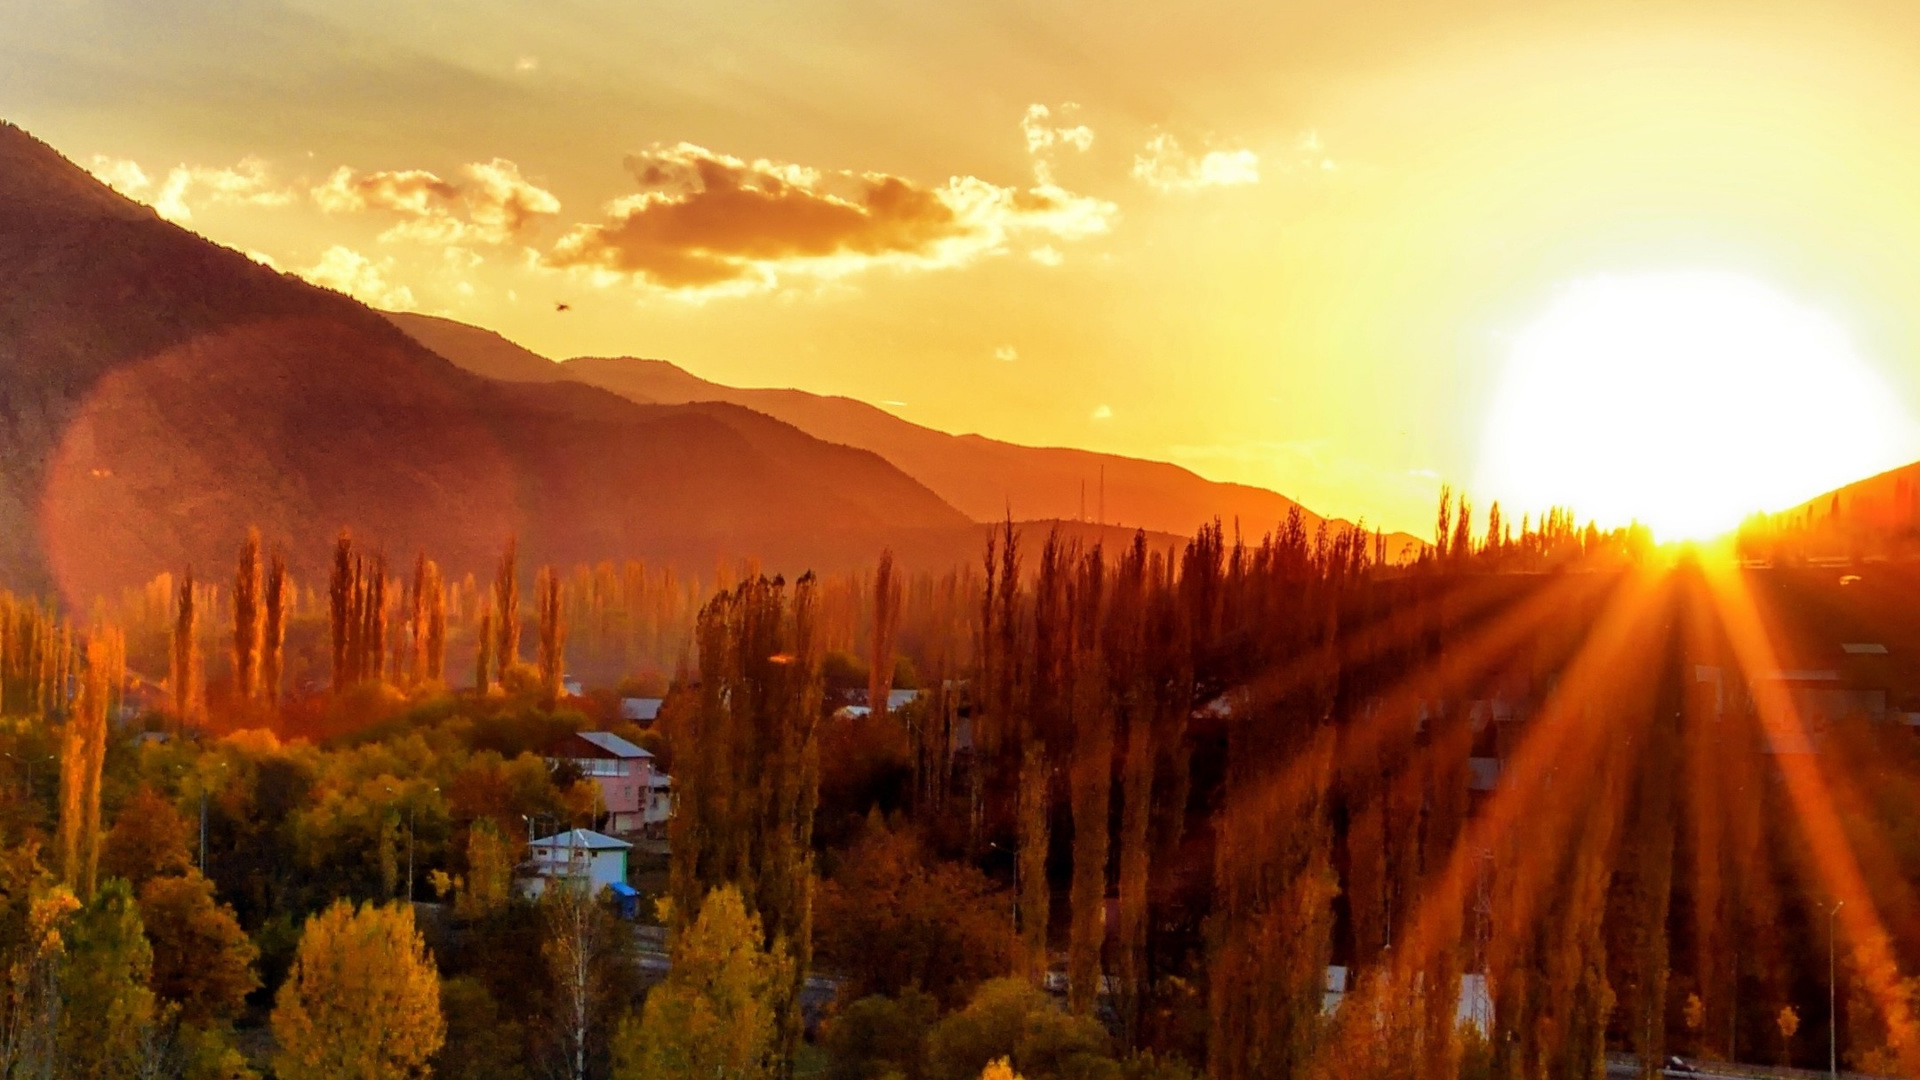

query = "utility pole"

[{"left": 1830, "top": 900, "right": 1844, "bottom": 1080}]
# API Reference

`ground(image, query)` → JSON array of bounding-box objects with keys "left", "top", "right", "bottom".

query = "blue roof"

[
  {"left": 620, "top": 698, "right": 664, "bottom": 722},
  {"left": 574, "top": 731, "right": 652, "bottom": 759}
]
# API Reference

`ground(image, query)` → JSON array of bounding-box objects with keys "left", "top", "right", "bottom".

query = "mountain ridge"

[
  {"left": 0, "top": 121, "right": 971, "bottom": 603},
  {"left": 387, "top": 311, "right": 1429, "bottom": 559}
]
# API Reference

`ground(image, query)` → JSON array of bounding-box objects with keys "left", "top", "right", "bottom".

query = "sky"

[{"left": 9, "top": 0, "right": 1920, "bottom": 537}]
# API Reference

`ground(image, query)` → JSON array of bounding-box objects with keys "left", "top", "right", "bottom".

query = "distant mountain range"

[
  {"left": 0, "top": 118, "right": 1423, "bottom": 606},
  {"left": 0, "top": 122, "right": 975, "bottom": 603},
  {"left": 387, "top": 312, "right": 1428, "bottom": 560}
]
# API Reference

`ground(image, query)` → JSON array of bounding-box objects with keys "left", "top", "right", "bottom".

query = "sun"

[{"left": 1477, "top": 270, "right": 1918, "bottom": 542}]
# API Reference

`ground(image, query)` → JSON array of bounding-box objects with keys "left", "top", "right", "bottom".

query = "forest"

[{"left": 4, "top": 493, "right": 1920, "bottom": 1080}]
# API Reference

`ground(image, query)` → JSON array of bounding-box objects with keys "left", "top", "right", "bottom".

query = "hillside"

[
  {"left": 0, "top": 123, "right": 970, "bottom": 603},
  {"left": 385, "top": 314, "right": 1428, "bottom": 560}
]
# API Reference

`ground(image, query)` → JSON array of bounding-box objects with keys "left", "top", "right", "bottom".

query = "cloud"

[
  {"left": 89, "top": 155, "right": 295, "bottom": 222},
  {"left": 1092, "top": 404, "right": 1114, "bottom": 421},
  {"left": 300, "top": 246, "right": 417, "bottom": 310},
  {"left": 1133, "top": 133, "right": 1260, "bottom": 193},
  {"left": 515, "top": 56, "right": 539, "bottom": 72},
  {"left": 1022, "top": 103, "right": 1095, "bottom": 186},
  {"left": 544, "top": 141, "right": 1113, "bottom": 294},
  {"left": 312, "top": 159, "right": 560, "bottom": 245},
  {"left": 994, "top": 345, "right": 1019, "bottom": 362}
]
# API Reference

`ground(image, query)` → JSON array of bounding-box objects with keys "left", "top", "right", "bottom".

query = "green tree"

[
  {"left": 271, "top": 900, "right": 445, "bottom": 1080},
  {"left": 615, "top": 886, "right": 791, "bottom": 1080},
  {"left": 823, "top": 990, "right": 939, "bottom": 1080},
  {"left": 925, "top": 977, "right": 1110, "bottom": 1080},
  {"left": 434, "top": 976, "right": 531, "bottom": 1080},
  {"left": 139, "top": 872, "right": 259, "bottom": 1024},
  {"left": 58, "top": 878, "right": 162, "bottom": 1080}
]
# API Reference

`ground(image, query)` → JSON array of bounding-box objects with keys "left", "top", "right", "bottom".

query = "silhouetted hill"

[
  {"left": 0, "top": 122, "right": 969, "bottom": 603},
  {"left": 385, "top": 314, "right": 1428, "bottom": 560}
]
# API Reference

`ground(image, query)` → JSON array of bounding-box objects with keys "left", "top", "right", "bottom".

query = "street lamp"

[{"left": 1830, "top": 900, "right": 1845, "bottom": 1080}]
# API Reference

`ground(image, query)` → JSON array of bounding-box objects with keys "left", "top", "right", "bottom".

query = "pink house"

[{"left": 548, "top": 731, "right": 656, "bottom": 835}]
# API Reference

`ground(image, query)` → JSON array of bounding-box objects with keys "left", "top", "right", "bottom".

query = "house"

[
  {"left": 518, "top": 828, "right": 631, "bottom": 898},
  {"left": 620, "top": 697, "right": 664, "bottom": 725},
  {"left": 548, "top": 731, "right": 657, "bottom": 834}
]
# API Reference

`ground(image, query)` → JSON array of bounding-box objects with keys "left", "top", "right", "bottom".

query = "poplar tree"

[
  {"left": 171, "top": 567, "right": 199, "bottom": 723},
  {"left": 669, "top": 574, "right": 823, "bottom": 1077},
  {"left": 409, "top": 553, "right": 429, "bottom": 687},
  {"left": 867, "top": 549, "right": 901, "bottom": 718},
  {"left": 424, "top": 560, "right": 447, "bottom": 685},
  {"left": 1066, "top": 545, "right": 1112, "bottom": 1016},
  {"left": 57, "top": 630, "right": 115, "bottom": 899},
  {"left": 330, "top": 532, "right": 353, "bottom": 689},
  {"left": 475, "top": 609, "right": 494, "bottom": 694},
  {"left": 496, "top": 537, "right": 521, "bottom": 675},
  {"left": 232, "top": 528, "right": 261, "bottom": 702},
  {"left": 263, "top": 547, "right": 287, "bottom": 706},
  {"left": 537, "top": 566, "right": 566, "bottom": 704}
]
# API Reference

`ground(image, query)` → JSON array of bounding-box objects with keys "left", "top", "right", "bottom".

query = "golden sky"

[{"left": 11, "top": 0, "right": 1920, "bottom": 536}]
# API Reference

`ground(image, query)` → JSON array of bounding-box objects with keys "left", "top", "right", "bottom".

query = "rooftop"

[
  {"left": 568, "top": 731, "right": 652, "bottom": 759},
  {"left": 530, "top": 828, "right": 632, "bottom": 851}
]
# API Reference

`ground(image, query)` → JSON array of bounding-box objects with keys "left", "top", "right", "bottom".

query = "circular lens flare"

[{"left": 1477, "top": 270, "right": 1917, "bottom": 541}]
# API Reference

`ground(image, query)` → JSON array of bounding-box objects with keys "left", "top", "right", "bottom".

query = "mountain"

[
  {"left": 385, "top": 314, "right": 1428, "bottom": 559},
  {"left": 0, "top": 123, "right": 970, "bottom": 604}
]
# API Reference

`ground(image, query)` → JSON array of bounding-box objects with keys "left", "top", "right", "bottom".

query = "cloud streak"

[
  {"left": 312, "top": 159, "right": 560, "bottom": 245},
  {"left": 545, "top": 141, "right": 1113, "bottom": 294},
  {"left": 1132, "top": 133, "right": 1261, "bottom": 193}
]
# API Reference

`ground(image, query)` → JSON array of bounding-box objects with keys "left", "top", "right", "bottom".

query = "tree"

[
  {"left": 614, "top": 886, "right": 790, "bottom": 1080},
  {"left": 1776, "top": 1005, "right": 1800, "bottom": 1066},
  {"left": 813, "top": 818, "right": 1014, "bottom": 1009},
  {"left": 172, "top": 567, "right": 200, "bottom": 721},
  {"left": 823, "top": 990, "right": 939, "bottom": 1080},
  {"left": 496, "top": 538, "right": 521, "bottom": 673},
  {"left": 925, "top": 978, "right": 1110, "bottom": 1080},
  {"left": 455, "top": 818, "right": 516, "bottom": 922},
  {"left": 424, "top": 560, "right": 447, "bottom": 685},
  {"left": 57, "top": 633, "right": 113, "bottom": 897},
  {"left": 330, "top": 532, "right": 354, "bottom": 689},
  {"left": 867, "top": 550, "right": 901, "bottom": 719},
  {"left": 538, "top": 880, "right": 637, "bottom": 1080},
  {"left": 435, "top": 976, "right": 531, "bottom": 1080},
  {"left": 100, "top": 785, "right": 193, "bottom": 890},
  {"left": 271, "top": 900, "right": 445, "bottom": 1080},
  {"left": 0, "top": 863, "right": 78, "bottom": 1080},
  {"left": 232, "top": 529, "right": 261, "bottom": 703},
  {"left": 139, "top": 872, "right": 259, "bottom": 1024},
  {"left": 58, "top": 878, "right": 162, "bottom": 1080},
  {"left": 262, "top": 547, "right": 287, "bottom": 706},
  {"left": 537, "top": 566, "right": 566, "bottom": 705}
]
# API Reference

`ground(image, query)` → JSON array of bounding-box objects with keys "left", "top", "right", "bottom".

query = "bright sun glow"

[{"left": 1478, "top": 270, "right": 1918, "bottom": 542}]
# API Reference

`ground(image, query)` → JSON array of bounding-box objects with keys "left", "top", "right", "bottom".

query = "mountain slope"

[
  {"left": 0, "top": 122, "right": 968, "bottom": 603},
  {"left": 386, "top": 313, "right": 1426, "bottom": 557}
]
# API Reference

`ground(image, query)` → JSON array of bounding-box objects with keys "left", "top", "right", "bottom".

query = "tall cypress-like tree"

[
  {"left": 232, "top": 529, "right": 261, "bottom": 703},
  {"left": 171, "top": 568, "right": 199, "bottom": 723},
  {"left": 537, "top": 566, "right": 566, "bottom": 704},
  {"left": 409, "top": 553, "right": 429, "bottom": 688},
  {"left": 1066, "top": 544, "right": 1112, "bottom": 1016},
  {"left": 496, "top": 537, "right": 521, "bottom": 675},
  {"left": 262, "top": 547, "right": 287, "bottom": 706},
  {"left": 58, "top": 629, "right": 115, "bottom": 898},
  {"left": 424, "top": 560, "right": 447, "bottom": 685},
  {"left": 329, "top": 532, "right": 353, "bottom": 689},
  {"left": 867, "top": 549, "right": 901, "bottom": 718},
  {"left": 474, "top": 609, "right": 494, "bottom": 694}
]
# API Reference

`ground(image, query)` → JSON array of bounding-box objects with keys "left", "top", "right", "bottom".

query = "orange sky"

[{"left": 12, "top": 0, "right": 1920, "bottom": 536}]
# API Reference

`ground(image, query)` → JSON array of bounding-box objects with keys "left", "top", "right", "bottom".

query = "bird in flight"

[{"left": 555, "top": 301, "right": 572, "bottom": 312}]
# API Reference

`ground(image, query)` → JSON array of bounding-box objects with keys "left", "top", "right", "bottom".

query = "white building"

[{"left": 519, "top": 828, "right": 632, "bottom": 898}]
